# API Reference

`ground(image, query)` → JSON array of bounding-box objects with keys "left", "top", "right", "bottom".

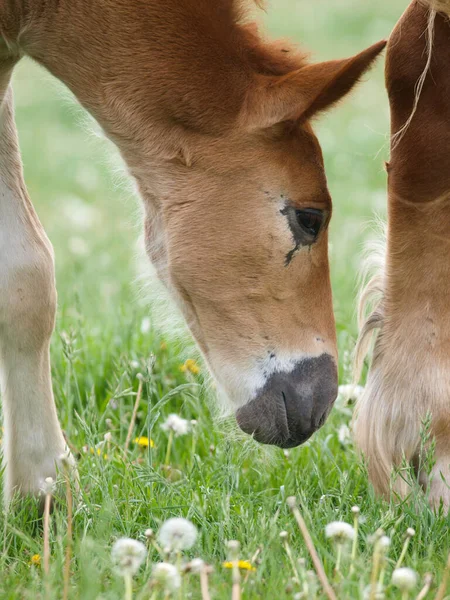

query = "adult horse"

[
  {"left": 355, "top": 0, "right": 450, "bottom": 509},
  {"left": 0, "top": 0, "right": 384, "bottom": 502}
]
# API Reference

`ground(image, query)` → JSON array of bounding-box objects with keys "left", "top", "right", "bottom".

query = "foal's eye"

[{"left": 295, "top": 209, "right": 323, "bottom": 239}]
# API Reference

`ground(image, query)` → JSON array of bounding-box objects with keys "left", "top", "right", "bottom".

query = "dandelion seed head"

[
  {"left": 140, "top": 317, "right": 151, "bottom": 334},
  {"left": 227, "top": 540, "right": 240, "bottom": 560},
  {"left": 227, "top": 540, "right": 240, "bottom": 552},
  {"left": 158, "top": 518, "right": 198, "bottom": 551},
  {"left": 42, "top": 477, "right": 55, "bottom": 495},
  {"left": 406, "top": 528, "right": 415, "bottom": 538},
  {"left": 392, "top": 568, "right": 418, "bottom": 591},
  {"left": 111, "top": 538, "right": 146, "bottom": 576},
  {"left": 325, "top": 521, "right": 355, "bottom": 543},
  {"left": 338, "top": 424, "right": 351, "bottom": 444},
  {"left": 351, "top": 506, "right": 360, "bottom": 515},
  {"left": 161, "top": 414, "right": 190, "bottom": 436},
  {"left": 338, "top": 384, "right": 364, "bottom": 402},
  {"left": 378, "top": 536, "right": 391, "bottom": 551},
  {"left": 187, "top": 558, "right": 205, "bottom": 573},
  {"left": 363, "top": 583, "right": 385, "bottom": 599},
  {"left": 152, "top": 562, "right": 181, "bottom": 592},
  {"left": 279, "top": 531, "right": 289, "bottom": 540}
]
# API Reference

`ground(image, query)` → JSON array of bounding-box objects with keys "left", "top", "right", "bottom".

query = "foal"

[
  {"left": 355, "top": 0, "right": 450, "bottom": 509},
  {"left": 0, "top": 0, "right": 384, "bottom": 502}
]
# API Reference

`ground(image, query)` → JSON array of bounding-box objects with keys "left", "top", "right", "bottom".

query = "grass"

[{"left": 1, "top": 1, "right": 450, "bottom": 598}]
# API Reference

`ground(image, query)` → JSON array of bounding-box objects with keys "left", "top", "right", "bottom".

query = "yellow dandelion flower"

[
  {"left": 223, "top": 560, "right": 256, "bottom": 571},
  {"left": 30, "top": 554, "right": 41, "bottom": 566},
  {"left": 133, "top": 436, "right": 155, "bottom": 448},
  {"left": 180, "top": 359, "right": 200, "bottom": 375},
  {"left": 89, "top": 447, "right": 108, "bottom": 459}
]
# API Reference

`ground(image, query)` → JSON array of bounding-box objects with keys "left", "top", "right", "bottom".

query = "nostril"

[{"left": 317, "top": 408, "right": 328, "bottom": 428}]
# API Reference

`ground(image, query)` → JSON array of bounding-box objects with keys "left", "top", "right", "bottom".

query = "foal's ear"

[{"left": 243, "top": 40, "right": 386, "bottom": 129}]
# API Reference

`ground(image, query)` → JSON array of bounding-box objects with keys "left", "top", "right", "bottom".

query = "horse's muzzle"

[{"left": 235, "top": 354, "right": 338, "bottom": 448}]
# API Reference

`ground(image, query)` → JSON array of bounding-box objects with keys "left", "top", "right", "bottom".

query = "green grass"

[{"left": 2, "top": 1, "right": 450, "bottom": 598}]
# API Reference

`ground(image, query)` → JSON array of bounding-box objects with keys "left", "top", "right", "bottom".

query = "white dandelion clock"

[
  {"left": 161, "top": 414, "right": 190, "bottom": 436},
  {"left": 338, "top": 424, "right": 351, "bottom": 444},
  {"left": 152, "top": 562, "right": 181, "bottom": 593},
  {"left": 325, "top": 521, "right": 355, "bottom": 574},
  {"left": 363, "top": 583, "right": 385, "bottom": 599},
  {"left": 325, "top": 521, "right": 355, "bottom": 543},
  {"left": 42, "top": 476, "right": 56, "bottom": 496},
  {"left": 392, "top": 568, "right": 418, "bottom": 592},
  {"left": 186, "top": 558, "right": 205, "bottom": 573},
  {"left": 140, "top": 317, "right": 151, "bottom": 334},
  {"left": 338, "top": 384, "right": 364, "bottom": 402},
  {"left": 111, "top": 538, "right": 147, "bottom": 576},
  {"left": 158, "top": 517, "right": 198, "bottom": 552}
]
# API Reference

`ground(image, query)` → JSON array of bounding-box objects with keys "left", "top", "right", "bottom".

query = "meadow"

[{"left": 2, "top": 1, "right": 449, "bottom": 598}]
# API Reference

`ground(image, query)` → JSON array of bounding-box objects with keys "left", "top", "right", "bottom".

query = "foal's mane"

[
  {"left": 221, "top": 0, "right": 308, "bottom": 76},
  {"left": 145, "top": 0, "right": 308, "bottom": 133}
]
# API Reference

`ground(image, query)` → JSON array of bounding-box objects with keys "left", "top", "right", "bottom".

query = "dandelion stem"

[
  {"left": 396, "top": 536, "right": 411, "bottom": 570},
  {"left": 416, "top": 573, "right": 433, "bottom": 600},
  {"left": 190, "top": 429, "right": 198, "bottom": 470},
  {"left": 232, "top": 561, "right": 241, "bottom": 600},
  {"left": 124, "top": 377, "right": 144, "bottom": 453},
  {"left": 287, "top": 497, "right": 337, "bottom": 600},
  {"left": 434, "top": 552, "right": 450, "bottom": 600},
  {"left": 124, "top": 573, "right": 133, "bottom": 600},
  {"left": 43, "top": 491, "right": 52, "bottom": 576},
  {"left": 165, "top": 430, "right": 174, "bottom": 466},
  {"left": 335, "top": 543, "right": 343, "bottom": 578},
  {"left": 349, "top": 511, "right": 359, "bottom": 575},
  {"left": 369, "top": 539, "right": 382, "bottom": 600},
  {"left": 200, "top": 566, "right": 212, "bottom": 600},
  {"left": 177, "top": 551, "right": 183, "bottom": 600},
  {"left": 63, "top": 466, "right": 73, "bottom": 600},
  {"left": 378, "top": 565, "right": 386, "bottom": 589},
  {"left": 283, "top": 540, "right": 301, "bottom": 584},
  {"left": 402, "top": 591, "right": 409, "bottom": 600}
]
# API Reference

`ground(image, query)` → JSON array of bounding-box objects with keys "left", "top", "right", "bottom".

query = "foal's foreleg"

[{"left": 0, "top": 60, "right": 74, "bottom": 503}]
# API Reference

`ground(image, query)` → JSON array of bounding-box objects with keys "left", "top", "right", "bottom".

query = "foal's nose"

[{"left": 236, "top": 354, "right": 338, "bottom": 448}]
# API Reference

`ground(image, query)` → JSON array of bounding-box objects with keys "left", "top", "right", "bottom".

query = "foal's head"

[{"left": 140, "top": 6, "right": 385, "bottom": 448}]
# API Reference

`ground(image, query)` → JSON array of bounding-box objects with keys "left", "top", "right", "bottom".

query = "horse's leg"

[
  {"left": 0, "top": 53, "right": 74, "bottom": 504},
  {"left": 354, "top": 1, "right": 450, "bottom": 508}
]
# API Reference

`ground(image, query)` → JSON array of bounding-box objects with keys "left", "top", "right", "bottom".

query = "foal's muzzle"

[{"left": 235, "top": 354, "right": 338, "bottom": 448}]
